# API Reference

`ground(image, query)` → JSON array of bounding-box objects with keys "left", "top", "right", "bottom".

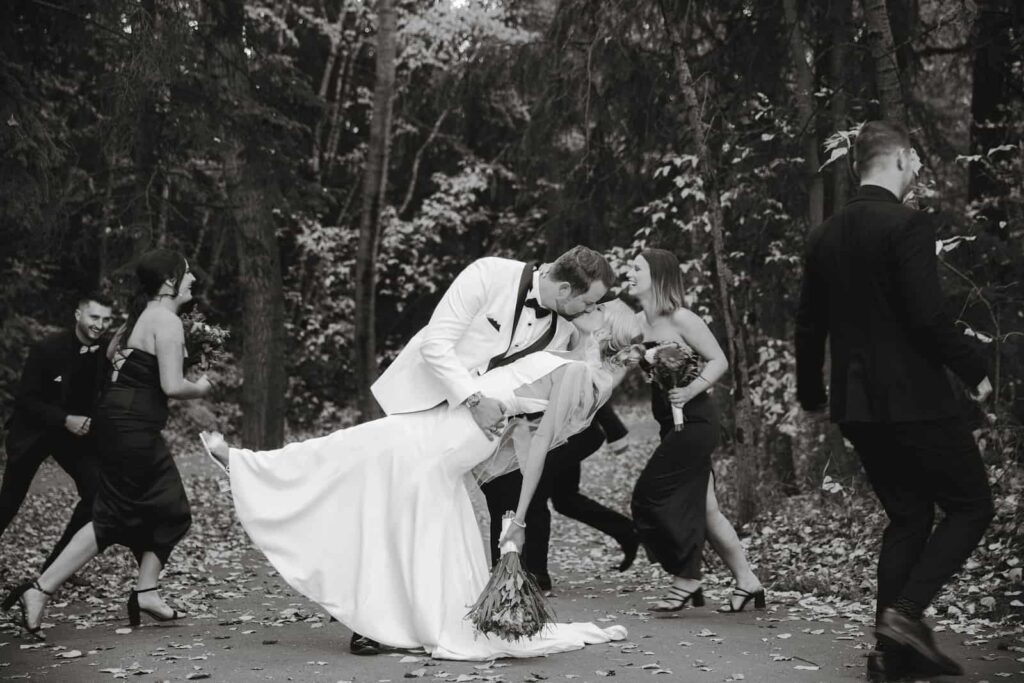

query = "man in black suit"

[
  {"left": 1, "top": 293, "right": 114, "bottom": 572},
  {"left": 522, "top": 403, "right": 639, "bottom": 591},
  {"left": 796, "top": 120, "right": 994, "bottom": 680}
]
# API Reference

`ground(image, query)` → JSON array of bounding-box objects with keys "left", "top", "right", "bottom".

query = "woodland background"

[{"left": 0, "top": 0, "right": 1022, "bottom": 534}]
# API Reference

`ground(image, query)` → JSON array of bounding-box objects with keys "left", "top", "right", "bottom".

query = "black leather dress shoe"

[
  {"left": 349, "top": 632, "right": 383, "bottom": 656},
  {"left": 876, "top": 608, "right": 963, "bottom": 676},
  {"left": 867, "top": 647, "right": 916, "bottom": 682},
  {"left": 869, "top": 643, "right": 961, "bottom": 682},
  {"left": 532, "top": 572, "right": 552, "bottom": 592}
]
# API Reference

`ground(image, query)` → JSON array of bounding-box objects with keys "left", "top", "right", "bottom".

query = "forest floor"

[{"left": 0, "top": 412, "right": 1021, "bottom": 682}]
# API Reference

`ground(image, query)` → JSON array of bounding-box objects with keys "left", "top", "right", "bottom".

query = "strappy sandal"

[
  {"left": 718, "top": 586, "right": 766, "bottom": 613},
  {"left": 650, "top": 585, "right": 704, "bottom": 613},
  {"left": 1, "top": 580, "right": 52, "bottom": 640},
  {"left": 128, "top": 586, "right": 187, "bottom": 627}
]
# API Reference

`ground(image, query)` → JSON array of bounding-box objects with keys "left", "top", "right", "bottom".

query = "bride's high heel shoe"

[
  {"left": 2, "top": 580, "right": 51, "bottom": 640},
  {"left": 128, "top": 586, "right": 186, "bottom": 627},
  {"left": 199, "top": 431, "right": 230, "bottom": 475}
]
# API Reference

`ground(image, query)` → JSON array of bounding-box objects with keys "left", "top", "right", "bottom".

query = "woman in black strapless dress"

[
  {"left": 626, "top": 248, "right": 765, "bottom": 614},
  {"left": 92, "top": 347, "right": 192, "bottom": 566},
  {"left": 4, "top": 249, "right": 212, "bottom": 639}
]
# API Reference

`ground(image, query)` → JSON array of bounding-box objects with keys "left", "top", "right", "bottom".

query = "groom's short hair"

[
  {"left": 855, "top": 120, "right": 912, "bottom": 177},
  {"left": 550, "top": 246, "right": 616, "bottom": 295}
]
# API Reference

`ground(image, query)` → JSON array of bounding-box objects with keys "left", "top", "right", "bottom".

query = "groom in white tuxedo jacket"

[
  {"left": 371, "top": 246, "right": 616, "bottom": 571},
  {"left": 346, "top": 247, "right": 613, "bottom": 657},
  {"left": 373, "top": 246, "right": 616, "bottom": 431}
]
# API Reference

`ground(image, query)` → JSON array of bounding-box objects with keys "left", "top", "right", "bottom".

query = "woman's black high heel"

[
  {"left": 2, "top": 580, "right": 52, "bottom": 640},
  {"left": 127, "top": 586, "right": 186, "bottom": 627},
  {"left": 718, "top": 587, "right": 766, "bottom": 613},
  {"left": 650, "top": 585, "right": 704, "bottom": 613}
]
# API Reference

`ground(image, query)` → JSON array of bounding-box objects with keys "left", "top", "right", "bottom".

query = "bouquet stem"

[{"left": 671, "top": 405, "right": 685, "bottom": 432}]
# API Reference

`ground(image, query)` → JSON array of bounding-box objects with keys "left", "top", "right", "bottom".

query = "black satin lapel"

[
  {"left": 486, "top": 264, "right": 535, "bottom": 372},
  {"left": 60, "top": 332, "right": 75, "bottom": 407},
  {"left": 492, "top": 313, "right": 558, "bottom": 370}
]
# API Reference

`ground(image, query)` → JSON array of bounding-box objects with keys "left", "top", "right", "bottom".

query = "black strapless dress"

[
  {"left": 91, "top": 350, "right": 191, "bottom": 565},
  {"left": 630, "top": 386, "right": 719, "bottom": 577}
]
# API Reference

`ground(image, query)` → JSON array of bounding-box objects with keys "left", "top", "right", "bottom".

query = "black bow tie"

[
  {"left": 524, "top": 297, "right": 552, "bottom": 319},
  {"left": 80, "top": 344, "right": 100, "bottom": 354}
]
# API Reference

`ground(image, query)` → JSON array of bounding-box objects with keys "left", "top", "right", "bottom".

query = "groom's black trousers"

[
  {"left": 840, "top": 417, "right": 993, "bottom": 622},
  {"left": 481, "top": 405, "right": 634, "bottom": 573}
]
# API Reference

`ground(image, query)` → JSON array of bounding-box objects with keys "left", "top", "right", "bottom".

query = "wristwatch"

[{"left": 464, "top": 392, "right": 483, "bottom": 408}]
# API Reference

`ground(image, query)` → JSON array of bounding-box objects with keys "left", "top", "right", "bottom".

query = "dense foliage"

[{"left": 1, "top": 0, "right": 1021, "bottom": 511}]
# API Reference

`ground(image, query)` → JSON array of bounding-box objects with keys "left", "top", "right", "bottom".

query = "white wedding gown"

[{"left": 228, "top": 352, "right": 626, "bottom": 660}]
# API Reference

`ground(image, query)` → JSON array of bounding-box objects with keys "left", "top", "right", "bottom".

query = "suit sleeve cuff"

[{"left": 447, "top": 380, "right": 482, "bottom": 411}]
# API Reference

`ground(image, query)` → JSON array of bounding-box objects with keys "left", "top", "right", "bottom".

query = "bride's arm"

[{"left": 508, "top": 362, "right": 593, "bottom": 529}]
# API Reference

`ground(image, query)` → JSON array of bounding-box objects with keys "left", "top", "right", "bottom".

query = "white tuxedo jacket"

[{"left": 372, "top": 257, "right": 575, "bottom": 415}]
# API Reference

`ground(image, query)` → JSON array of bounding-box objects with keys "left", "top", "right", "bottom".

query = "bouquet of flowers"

[
  {"left": 641, "top": 342, "right": 702, "bottom": 431},
  {"left": 466, "top": 512, "right": 554, "bottom": 641},
  {"left": 181, "top": 311, "right": 230, "bottom": 372}
]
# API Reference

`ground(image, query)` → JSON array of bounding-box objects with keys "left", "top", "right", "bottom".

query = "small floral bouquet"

[
  {"left": 466, "top": 512, "right": 554, "bottom": 641},
  {"left": 181, "top": 311, "right": 231, "bottom": 372},
  {"left": 640, "top": 342, "right": 702, "bottom": 431}
]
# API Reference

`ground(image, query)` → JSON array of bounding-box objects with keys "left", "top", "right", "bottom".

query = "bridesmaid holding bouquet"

[{"left": 627, "top": 248, "right": 765, "bottom": 614}]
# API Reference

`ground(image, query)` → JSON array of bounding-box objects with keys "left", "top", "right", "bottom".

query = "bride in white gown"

[{"left": 201, "top": 300, "right": 638, "bottom": 661}]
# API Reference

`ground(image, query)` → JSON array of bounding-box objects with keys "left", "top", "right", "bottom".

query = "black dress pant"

[
  {"left": 0, "top": 434, "right": 99, "bottom": 570},
  {"left": 840, "top": 418, "right": 994, "bottom": 621},
  {"left": 481, "top": 405, "right": 634, "bottom": 572}
]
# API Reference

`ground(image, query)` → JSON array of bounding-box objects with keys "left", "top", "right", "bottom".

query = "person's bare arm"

[
  {"left": 154, "top": 314, "right": 211, "bottom": 399},
  {"left": 665, "top": 308, "right": 728, "bottom": 408},
  {"left": 501, "top": 363, "right": 593, "bottom": 549}
]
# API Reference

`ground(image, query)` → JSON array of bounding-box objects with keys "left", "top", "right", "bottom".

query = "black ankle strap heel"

[{"left": 127, "top": 586, "right": 186, "bottom": 627}]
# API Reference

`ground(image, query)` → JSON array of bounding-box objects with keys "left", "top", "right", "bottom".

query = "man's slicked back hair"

[{"left": 550, "top": 246, "right": 616, "bottom": 295}]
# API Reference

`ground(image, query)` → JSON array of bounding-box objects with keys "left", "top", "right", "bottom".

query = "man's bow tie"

[
  {"left": 523, "top": 298, "right": 552, "bottom": 319},
  {"left": 80, "top": 344, "right": 100, "bottom": 354}
]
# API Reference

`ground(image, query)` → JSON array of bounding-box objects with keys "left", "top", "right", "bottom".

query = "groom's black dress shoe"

[
  {"left": 531, "top": 572, "right": 552, "bottom": 592},
  {"left": 875, "top": 608, "right": 963, "bottom": 676},
  {"left": 349, "top": 632, "right": 383, "bottom": 656}
]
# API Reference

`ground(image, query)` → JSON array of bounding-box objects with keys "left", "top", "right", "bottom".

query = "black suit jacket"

[
  {"left": 4, "top": 329, "right": 110, "bottom": 459},
  {"left": 795, "top": 185, "right": 987, "bottom": 423}
]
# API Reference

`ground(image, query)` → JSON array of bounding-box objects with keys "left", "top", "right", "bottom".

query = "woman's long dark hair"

[
  {"left": 117, "top": 249, "right": 187, "bottom": 350},
  {"left": 641, "top": 248, "right": 687, "bottom": 316}
]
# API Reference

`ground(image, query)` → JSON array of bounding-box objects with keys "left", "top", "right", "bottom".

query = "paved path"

[
  {"left": 2, "top": 565, "right": 1018, "bottom": 682},
  {"left": 1, "top": 416, "right": 1020, "bottom": 682}
]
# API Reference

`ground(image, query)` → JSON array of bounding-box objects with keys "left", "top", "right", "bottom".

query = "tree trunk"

[
  {"left": 659, "top": 1, "right": 762, "bottom": 525},
  {"left": 312, "top": 6, "right": 350, "bottom": 181},
  {"left": 353, "top": 0, "right": 397, "bottom": 419},
  {"left": 829, "top": 0, "right": 852, "bottom": 210},
  {"left": 862, "top": 0, "right": 907, "bottom": 121},
  {"left": 130, "top": 0, "right": 160, "bottom": 258},
  {"left": 783, "top": 0, "right": 823, "bottom": 227},
  {"left": 205, "top": 0, "right": 287, "bottom": 448},
  {"left": 969, "top": 0, "right": 1013, "bottom": 208}
]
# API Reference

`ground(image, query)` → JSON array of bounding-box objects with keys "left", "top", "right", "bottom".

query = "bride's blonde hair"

[{"left": 597, "top": 299, "right": 642, "bottom": 359}]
